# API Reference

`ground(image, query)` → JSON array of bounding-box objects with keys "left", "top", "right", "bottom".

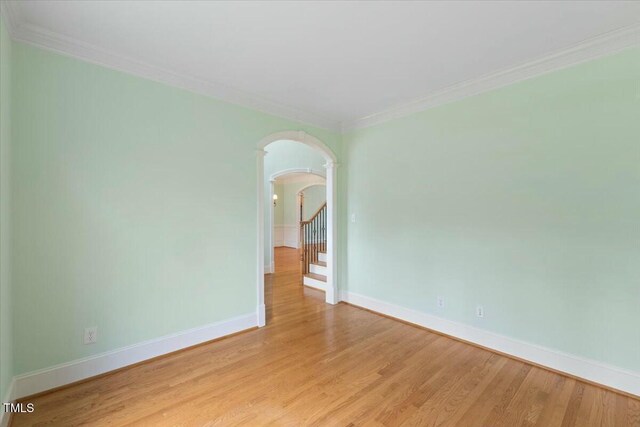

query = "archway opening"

[
  {"left": 269, "top": 173, "right": 326, "bottom": 273},
  {"left": 256, "top": 132, "right": 338, "bottom": 327}
]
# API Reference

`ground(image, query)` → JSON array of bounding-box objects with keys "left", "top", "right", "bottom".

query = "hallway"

[
  {"left": 264, "top": 246, "right": 328, "bottom": 325},
  {"left": 12, "top": 248, "right": 639, "bottom": 426}
]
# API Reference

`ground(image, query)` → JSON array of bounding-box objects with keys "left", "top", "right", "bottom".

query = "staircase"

[
  {"left": 300, "top": 203, "right": 327, "bottom": 290},
  {"left": 304, "top": 252, "right": 327, "bottom": 290}
]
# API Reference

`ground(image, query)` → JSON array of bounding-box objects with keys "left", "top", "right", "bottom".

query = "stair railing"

[{"left": 299, "top": 202, "right": 327, "bottom": 274}]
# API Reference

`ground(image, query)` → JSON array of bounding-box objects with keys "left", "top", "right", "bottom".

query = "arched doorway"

[
  {"left": 256, "top": 131, "right": 338, "bottom": 326},
  {"left": 268, "top": 169, "right": 326, "bottom": 274}
]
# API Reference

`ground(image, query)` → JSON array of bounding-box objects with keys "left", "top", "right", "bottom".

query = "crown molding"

[
  {"left": 2, "top": 2, "right": 638, "bottom": 134},
  {"left": 0, "top": 1, "right": 341, "bottom": 132},
  {"left": 0, "top": 0, "right": 22, "bottom": 36},
  {"left": 341, "top": 23, "right": 640, "bottom": 132}
]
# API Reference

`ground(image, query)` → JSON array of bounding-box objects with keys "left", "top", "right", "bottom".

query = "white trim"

[
  {"left": 324, "top": 161, "right": 338, "bottom": 304},
  {"left": 0, "top": 379, "right": 16, "bottom": 427},
  {"left": 264, "top": 263, "right": 274, "bottom": 274},
  {"left": 342, "top": 24, "right": 640, "bottom": 131},
  {"left": 2, "top": 2, "right": 637, "bottom": 133},
  {"left": 269, "top": 179, "right": 276, "bottom": 271},
  {"left": 273, "top": 224, "right": 285, "bottom": 247},
  {"left": 0, "top": 1, "right": 22, "bottom": 37},
  {"left": 284, "top": 224, "right": 299, "bottom": 249},
  {"left": 269, "top": 168, "right": 326, "bottom": 181},
  {"left": 339, "top": 291, "right": 640, "bottom": 397},
  {"left": 257, "top": 304, "right": 265, "bottom": 329},
  {"left": 256, "top": 149, "right": 267, "bottom": 327},
  {"left": 303, "top": 276, "right": 327, "bottom": 292},
  {"left": 12, "top": 313, "right": 256, "bottom": 400},
  {"left": 257, "top": 131, "right": 339, "bottom": 309},
  {"left": 0, "top": 2, "right": 339, "bottom": 132},
  {"left": 258, "top": 131, "right": 338, "bottom": 163},
  {"left": 274, "top": 224, "right": 299, "bottom": 249}
]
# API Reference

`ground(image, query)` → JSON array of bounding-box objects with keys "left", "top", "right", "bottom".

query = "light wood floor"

[{"left": 13, "top": 247, "right": 640, "bottom": 426}]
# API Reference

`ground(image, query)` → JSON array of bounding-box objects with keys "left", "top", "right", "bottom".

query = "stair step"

[
  {"left": 309, "top": 263, "right": 327, "bottom": 276},
  {"left": 305, "top": 273, "right": 326, "bottom": 282},
  {"left": 318, "top": 252, "right": 327, "bottom": 262},
  {"left": 303, "top": 273, "right": 326, "bottom": 291}
]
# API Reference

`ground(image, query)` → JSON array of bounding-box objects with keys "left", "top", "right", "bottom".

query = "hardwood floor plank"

[
  {"left": 456, "top": 360, "right": 530, "bottom": 427},
  {"left": 12, "top": 247, "right": 639, "bottom": 426},
  {"left": 561, "top": 382, "right": 587, "bottom": 427},
  {"left": 533, "top": 374, "right": 575, "bottom": 427}
]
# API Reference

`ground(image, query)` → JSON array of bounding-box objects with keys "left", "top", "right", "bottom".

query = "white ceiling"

[{"left": 3, "top": 1, "right": 640, "bottom": 131}]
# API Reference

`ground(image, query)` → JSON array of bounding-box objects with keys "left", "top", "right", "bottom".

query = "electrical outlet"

[
  {"left": 476, "top": 305, "right": 484, "bottom": 318},
  {"left": 437, "top": 296, "right": 445, "bottom": 309},
  {"left": 84, "top": 326, "right": 98, "bottom": 344},
  {"left": 351, "top": 214, "right": 356, "bottom": 223}
]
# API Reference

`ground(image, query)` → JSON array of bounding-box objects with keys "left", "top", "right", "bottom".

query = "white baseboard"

[
  {"left": 12, "top": 313, "right": 257, "bottom": 400},
  {"left": 340, "top": 291, "right": 640, "bottom": 397},
  {"left": 257, "top": 304, "right": 266, "bottom": 327},
  {"left": 274, "top": 245, "right": 298, "bottom": 251},
  {"left": 274, "top": 224, "right": 284, "bottom": 247},
  {"left": 274, "top": 225, "right": 299, "bottom": 249},
  {"left": 0, "top": 378, "right": 16, "bottom": 427}
]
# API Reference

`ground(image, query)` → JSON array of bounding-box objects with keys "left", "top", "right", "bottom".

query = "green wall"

[
  {"left": 281, "top": 183, "right": 301, "bottom": 226},
  {"left": 10, "top": 42, "right": 342, "bottom": 375},
  {"left": 344, "top": 47, "right": 640, "bottom": 372},
  {"left": 0, "top": 15, "right": 13, "bottom": 400},
  {"left": 2, "top": 17, "right": 636, "bottom": 388},
  {"left": 273, "top": 183, "right": 284, "bottom": 226},
  {"left": 302, "top": 184, "right": 326, "bottom": 220},
  {"left": 280, "top": 180, "right": 326, "bottom": 225},
  {"left": 274, "top": 182, "right": 300, "bottom": 227}
]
